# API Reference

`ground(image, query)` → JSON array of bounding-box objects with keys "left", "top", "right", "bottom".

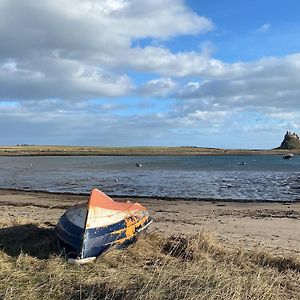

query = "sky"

[{"left": 1, "top": 0, "right": 300, "bottom": 149}]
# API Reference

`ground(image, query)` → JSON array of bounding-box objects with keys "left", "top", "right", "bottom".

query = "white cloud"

[
  {"left": 0, "top": 1, "right": 299, "bottom": 148},
  {"left": 254, "top": 23, "right": 271, "bottom": 34},
  {"left": 0, "top": 58, "right": 133, "bottom": 100},
  {"left": 137, "top": 77, "right": 176, "bottom": 97},
  {"left": 186, "top": 110, "right": 228, "bottom": 122},
  {"left": 119, "top": 46, "right": 224, "bottom": 77},
  {"left": 173, "top": 53, "right": 300, "bottom": 113},
  {"left": 0, "top": 0, "right": 214, "bottom": 101}
]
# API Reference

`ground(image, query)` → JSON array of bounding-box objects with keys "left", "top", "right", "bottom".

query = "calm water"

[{"left": 0, "top": 155, "right": 300, "bottom": 201}]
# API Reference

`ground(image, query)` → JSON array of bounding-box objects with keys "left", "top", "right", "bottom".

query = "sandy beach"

[{"left": 1, "top": 188, "right": 299, "bottom": 256}]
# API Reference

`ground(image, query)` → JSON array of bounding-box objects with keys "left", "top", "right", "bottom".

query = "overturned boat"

[{"left": 56, "top": 189, "right": 152, "bottom": 263}]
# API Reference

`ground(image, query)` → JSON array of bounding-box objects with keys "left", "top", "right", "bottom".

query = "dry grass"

[{"left": 0, "top": 222, "right": 299, "bottom": 300}]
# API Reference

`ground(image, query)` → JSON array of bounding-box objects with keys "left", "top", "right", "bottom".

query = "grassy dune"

[
  {"left": 0, "top": 221, "right": 299, "bottom": 299},
  {"left": 0, "top": 145, "right": 299, "bottom": 156}
]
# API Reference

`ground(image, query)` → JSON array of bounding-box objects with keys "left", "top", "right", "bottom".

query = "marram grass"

[{"left": 0, "top": 223, "right": 299, "bottom": 300}]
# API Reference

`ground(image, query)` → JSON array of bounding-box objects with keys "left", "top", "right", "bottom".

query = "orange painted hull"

[{"left": 56, "top": 189, "right": 152, "bottom": 259}]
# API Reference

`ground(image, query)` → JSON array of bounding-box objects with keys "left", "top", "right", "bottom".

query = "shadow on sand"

[{"left": 0, "top": 224, "right": 59, "bottom": 259}]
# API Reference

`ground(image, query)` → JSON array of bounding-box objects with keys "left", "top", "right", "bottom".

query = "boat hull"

[
  {"left": 56, "top": 212, "right": 85, "bottom": 258},
  {"left": 56, "top": 189, "right": 152, "bottom": 260},
  {"left": 82, "top": 216, "right": 151, "bottom": 258}
]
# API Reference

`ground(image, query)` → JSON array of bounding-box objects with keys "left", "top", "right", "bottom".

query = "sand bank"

[{"left": 0, "top": 189, "right": 299, "bottom": 255}]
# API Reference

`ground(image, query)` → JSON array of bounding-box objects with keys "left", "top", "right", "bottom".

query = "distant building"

[
  {"left": 284, "top": 131, "right": 299, "bottom": 140},
  {"left": 276, "top": 131, "right": 300, "bottom": 149}
]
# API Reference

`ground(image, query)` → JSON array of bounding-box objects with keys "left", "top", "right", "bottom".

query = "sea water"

[{"left": 0, "top": 155, "right": 300, "bottom": 201}]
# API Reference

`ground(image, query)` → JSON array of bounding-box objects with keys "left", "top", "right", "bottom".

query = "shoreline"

[
  {"left": 0, "top": 152, "right": 293, "bottom": 157},
  {"left": 0, "top": 145, "right": 298, "bottom": 156},
  {"left": 0, "top": 188, "right": 300, "bottom": 256},
  {"left": 1, "top": 187, "right": 299, "bottom": 203}
]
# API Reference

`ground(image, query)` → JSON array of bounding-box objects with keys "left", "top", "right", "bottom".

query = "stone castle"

[
  {"left": 277, "top": 131, "right": 300, "bottom": 149},
  {"left": 284, "top": 131, "right": 299, "bottom": 140}
]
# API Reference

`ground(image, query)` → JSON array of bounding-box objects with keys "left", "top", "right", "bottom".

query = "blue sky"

[{"left": 1, "top": 0, "right": 300, "bottom": 148}]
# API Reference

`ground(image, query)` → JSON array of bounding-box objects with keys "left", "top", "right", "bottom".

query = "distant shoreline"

[{"left": 0, "top": 145, "right": 298, "bottom": 156}]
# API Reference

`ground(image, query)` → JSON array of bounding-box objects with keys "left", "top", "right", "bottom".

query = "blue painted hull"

[
  {"left": 56, "top": 214, "right": 84, "bottom": 258},
  {"left": 56, "top": 188, "right": 152, "bottom": 260},
  {"left": 56, "top": 215, "right": 152, "bottom": 259}
]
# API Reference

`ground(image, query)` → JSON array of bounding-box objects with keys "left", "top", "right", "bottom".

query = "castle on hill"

[
  {"left": 285, "top": 131, "right": 299, "bottom": 140},
  {"left": 276, "top": 131, "right": 300, "bottom": 149}
]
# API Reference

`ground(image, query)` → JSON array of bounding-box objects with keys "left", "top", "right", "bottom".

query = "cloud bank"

[{"left": 0, "top": 0, "right": 299, "bottom": 147}]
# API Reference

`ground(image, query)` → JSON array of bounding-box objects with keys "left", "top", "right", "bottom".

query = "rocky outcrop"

[{"left": 277, "top": 131, "right": 300, "bottom": 149}]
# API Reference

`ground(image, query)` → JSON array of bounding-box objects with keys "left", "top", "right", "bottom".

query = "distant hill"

[{"left": 276, "top": 131, "right": 300, "bottom": 149}]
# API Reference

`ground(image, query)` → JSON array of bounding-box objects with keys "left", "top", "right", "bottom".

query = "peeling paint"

[{"left": 56, "top": 188, "right": 152, "bottom": 260}]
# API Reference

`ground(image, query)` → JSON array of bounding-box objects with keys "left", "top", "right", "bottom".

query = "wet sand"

[{"left": 0, "top": 189, "right": 300, "bottom": 255}]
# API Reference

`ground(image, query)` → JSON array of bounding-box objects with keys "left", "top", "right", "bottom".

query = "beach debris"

[
  {"left": 114, "top": 179, "right": 119, "bottom": 182},
  {"left": 136, "top": 163, "right": 142, "bottom": 167},
  {"left": 56, "top": 188, "right": 152, "bottom": 263}
]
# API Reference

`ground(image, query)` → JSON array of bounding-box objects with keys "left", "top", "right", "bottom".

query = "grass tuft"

[{"left": 0, "top": 223, "right": 299, "bottom": 299}]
